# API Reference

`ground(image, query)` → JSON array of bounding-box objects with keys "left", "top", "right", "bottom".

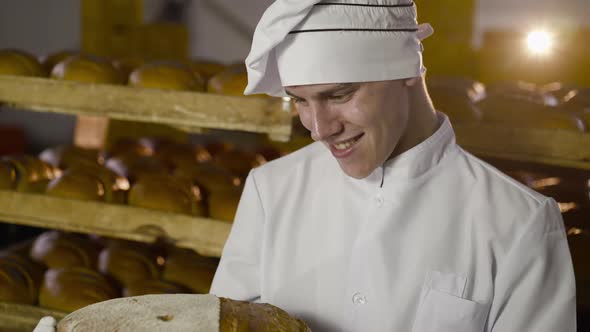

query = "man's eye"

[
  {"left": 292, "top": 98, "right": 307, "bottom": 104},
  {"left": 329, "top": 93, "right": 351, "bottom": 101}
]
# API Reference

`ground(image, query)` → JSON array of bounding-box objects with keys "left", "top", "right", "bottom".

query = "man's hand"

[{"left": 32, "top": 316, "right": 57, "bottom": 332}]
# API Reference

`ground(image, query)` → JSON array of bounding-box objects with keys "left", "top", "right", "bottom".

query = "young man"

[{"left": 210, "top": 0, "right": 576, "bottom": 331}]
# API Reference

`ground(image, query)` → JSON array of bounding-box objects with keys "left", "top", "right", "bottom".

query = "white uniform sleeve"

[
  {"left": 210, "top": 170, "right": 265, "bottom": 302},
  {"left": 488, "top": 198, "right": 576, "bottom": 331}
]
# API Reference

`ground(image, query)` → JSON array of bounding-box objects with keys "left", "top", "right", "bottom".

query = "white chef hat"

[{"left": 244, "top": 0, "right": 434, "bottom": 97}]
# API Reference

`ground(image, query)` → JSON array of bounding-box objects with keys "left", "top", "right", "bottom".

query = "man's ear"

[{"left": 404, "top": 77, "right": 419, "bottom": 87}]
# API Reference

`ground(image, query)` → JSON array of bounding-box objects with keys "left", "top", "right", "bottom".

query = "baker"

[{"left": 210, "top": 0, "right": 576, "bottom": 331}]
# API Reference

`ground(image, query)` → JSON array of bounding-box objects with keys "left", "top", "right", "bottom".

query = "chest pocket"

[{"left": 411, "top": 271, "right": 488, "bottom": 332}]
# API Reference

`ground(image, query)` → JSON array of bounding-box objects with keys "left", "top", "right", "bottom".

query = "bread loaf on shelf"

[
  {"left": 46, "top": 169, "right": 107, "bottom": 202},
  {"left": 0, "top": 49, "right": 47, "bottom": 77},
  {"left": 39, "top": 145, "right": 102, "bottom": 170},
  {"left": 51, "top": 55, "right": 125, "bottom": 85},
  {"left": 0, "top": 252, "right": 43, "bottom": 305},
  {"left": 129, "top": 62, "right": 205, "bottom": 92},
  {"left": 207, "top": 64, "right": 250, "bottom": 97},
  {"left": 30, "top": 231, "right": 99, "bottom": 269},
  {"left": 98, "top": 242, "right": 161, "bottom": 287},
  {"left": 39, "top": 267, "right": 119, "bottom": 312},
  {"left": 1, "top": 155, "right": 56, "bottom": 193},
  {"left": 162, "top": 248, "right": 217, "bottom": 294},
  {"left": 128, "top": 174, "right": 206, "bottom": 216}
]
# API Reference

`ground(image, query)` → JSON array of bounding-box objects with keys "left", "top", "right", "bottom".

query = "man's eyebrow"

[
  {"left": 285, "top": 90, "right": 300, "bottom": 99},
  {"left": 317, "top": 84, "right": 358, "bottom": 98},
  {"left": 285, "top": 84, "right": 358, "bottom": 100}
]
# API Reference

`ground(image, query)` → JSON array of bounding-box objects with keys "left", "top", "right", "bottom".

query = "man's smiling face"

[{"left": 286, "top": 80, "right": 411, "bottom": 179}]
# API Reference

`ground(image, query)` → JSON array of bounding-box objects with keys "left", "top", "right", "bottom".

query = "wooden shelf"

[
  {"left": 0, "top": 191, "right": 231, "bottom": 258},
  {"left": 0, "top": 75, "right": 292, "bottom": 142},
  {"left": 454, "top": 124, "right": 590, "bottom": 170},
  {"left": 0, "top": 302, "right": 66, "bottom": 332}
]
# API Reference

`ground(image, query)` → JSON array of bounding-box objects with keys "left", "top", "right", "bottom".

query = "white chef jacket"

[{"left": 210, "top": 112, "right": 576, "bottom": 332}]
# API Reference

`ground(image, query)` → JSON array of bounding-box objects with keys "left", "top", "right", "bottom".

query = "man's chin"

[{"left": 338, "top": 162, "right": 374, "bottom": 180}]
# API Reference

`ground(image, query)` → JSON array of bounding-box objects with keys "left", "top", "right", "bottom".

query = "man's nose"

[{"left": 309, "top": 104, "right": 342, "bottom": 141}]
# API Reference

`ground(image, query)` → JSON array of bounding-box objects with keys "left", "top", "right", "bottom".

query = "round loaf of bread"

[
  {"left": 98, "top": 244, "right": 160, "bottom": 287},
  {"left": 57, "top": 294, "right": 310, "bottom": 332},
  {"left": 0, "top": 253, "right": 41, "bottom": 305},
  {"left": 56, "top": 164, "right": 129, "bottom": 204},
  {"left": 2, "top": 155, "right": 55, "bottom": 193},
  {"left": 129, "top": 63, "right": 205, "bottom": 91},
  {"left": 162, "top": 248, "right": 217, "bottom": 294},
  {"left": 128, "top": 174, "right": 206, "bottom": 216},
  {"left": 39, "top": 145, "right": 101, "bottom": 169},
  {"left": 46, "top": 169, "right": 106, "bottom": 202},
  {"left": 51, "top": 55, "right": 125, "bottom": 85},
  {"left": 39, "top": 267, "right": 119, "bottom": 312},
  {"left": 0, "top": 252, "right": 44, "bottom": 303},
  {"left": 0, "top": 49, "right": 46, "bottom": 77},
  {"left": 30, "top": 231, "right": 99, "bottom": 269},
  {"left": 207, "top": 64, "right": 249, "bottom": 96},
  {"left": 0, "top": 262, "right": 34, "bottom": 304}
]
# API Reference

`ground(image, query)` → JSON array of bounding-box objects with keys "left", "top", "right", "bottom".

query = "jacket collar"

[{"left": 363, "top": 112, "right": 457, "bottom": 188}]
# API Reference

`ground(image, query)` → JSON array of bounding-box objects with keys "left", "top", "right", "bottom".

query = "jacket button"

[
  {"left": 352, "top": 292, "right": 367, "bottom": 305},
  {"left": 375, "top": 195, "right": 384, "bottom": 206}
]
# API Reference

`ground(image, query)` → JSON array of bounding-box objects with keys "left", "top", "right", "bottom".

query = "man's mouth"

[{"left": 331, "top": 133, "right": 364, "bottom": 151}]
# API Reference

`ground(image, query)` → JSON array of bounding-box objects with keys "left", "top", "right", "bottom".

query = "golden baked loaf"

[
  {"left": 1, "top": 155, "right": 55, "bottom": 193},
  {"left": 39, "top": 145, "right": 101, "bottom": 169},
  {"left": 0, "top": 261, "right": 35, "bottom": 304},
  {"left": 128, "top": 174, "right": 206, "bottom": 216},
  {"left": 0, "top": 49, "right": 46, "bottom": 77},
  {"left": 46, "top": 169, "right": 106, "bottom": 202},
  {"left": 39, "top": 267, "right": 119, "bottom": 312},
  {"left": 129, "top": 62, "right": 205, "bottom": 91},
  {"left": 30, "top": 231, "right": 99, "bottom": 269},
  {"left": 207, "top": 64, "right": 249, "bottom": 96},
  {"left": 98, "top": 243, "right": 160, "bottom": 287},
  {"left": 162, "top": 248, "right": 217, "bottom": 294},
  {"left": 0, "top": 251, "right": 44, "bottom": 287},
  {"left": 46, "top": 164, "right": 128, "bottom": 204},
  {"left": 0, "top": 253, "right": 42, "bottom": 305},
  {"left": 105, "top": 155, "right": 169, "bottom": 182},
  {"left": 57, "top": 294, "right": 310, "bottom": 332},
  {"left": 123, "top": 279, "right": 189, "bottom": 297},
  {"left": 51, "top": 55, "right": 125, "bottom": 85}
]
